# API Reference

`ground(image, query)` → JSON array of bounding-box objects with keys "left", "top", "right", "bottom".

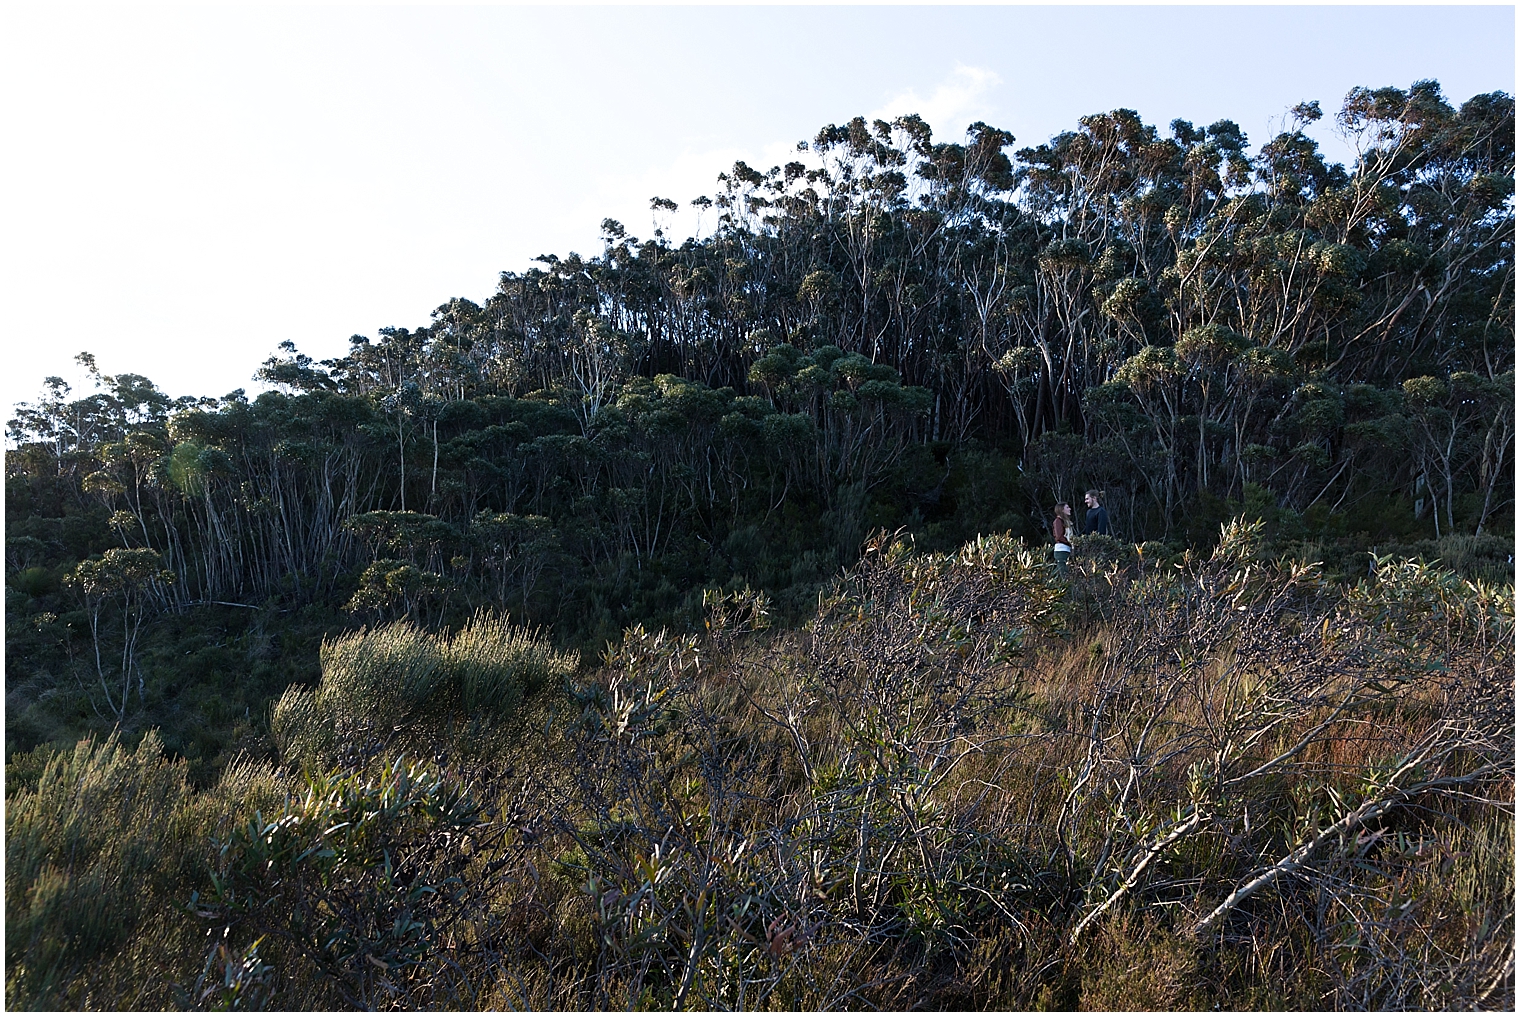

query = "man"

[{"left": 1084, "top": 489, "right": 1110, "bottom": 536}]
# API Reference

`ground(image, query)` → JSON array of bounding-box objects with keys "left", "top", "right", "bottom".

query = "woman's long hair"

[{"left": 1052, "top": 502, "right": 1072, "bottom": 536}]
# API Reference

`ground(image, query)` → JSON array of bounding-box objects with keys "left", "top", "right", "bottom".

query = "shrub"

[
  {"left": 1070, "top": 531, "right": 1132, "bottom": 572},
  {"left": 192, "top": 757, "right": 496, "bottom": 1009},
  {"left": 522, "top": 523, "right": 1514, "bottom": 1009},
  {"left": 5, "top": 733, "right": 201, "bottom": 1008},
  {"left": 272, "top": 610, "right": 577, "bottom": 766}
]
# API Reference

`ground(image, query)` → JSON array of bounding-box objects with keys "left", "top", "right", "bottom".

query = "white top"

[{"left": 1054, "top": 542, "right": 1071, "bottom": 552}]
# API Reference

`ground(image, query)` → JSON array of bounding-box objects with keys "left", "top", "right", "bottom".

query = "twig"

[{"left": 1070, "top": 808, "right": 1207, "bottom": 944}]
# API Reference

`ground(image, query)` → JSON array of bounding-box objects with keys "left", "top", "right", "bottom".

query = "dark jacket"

[{"left": 1085, "top": 505, "right": 1110, "bottom": 536}]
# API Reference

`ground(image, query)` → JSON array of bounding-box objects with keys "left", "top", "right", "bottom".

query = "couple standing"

[{"left": 1051, "top": 490, "right": 1109, "bottom": 577}]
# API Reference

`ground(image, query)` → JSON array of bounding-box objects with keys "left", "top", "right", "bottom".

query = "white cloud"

[{"left": 869, "top": 64, "right": 1003, "bottom": 139}]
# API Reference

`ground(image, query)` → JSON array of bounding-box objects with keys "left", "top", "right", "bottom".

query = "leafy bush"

[
  {"left": 192, "top": 757, "right": 495, "bottom": 1009},
  {"left": 501, "top": 525, "right": 1513, "bottom": 1009}
]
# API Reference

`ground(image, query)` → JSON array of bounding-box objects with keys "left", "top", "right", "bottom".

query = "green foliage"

[
  {"left": 4, "top": 528, "right": 1514, "bottom": 1010},
  {"left": 64, "top": 547, "right": 174, "bottom": 597},
  {"left": 345, "top": 558, "right": 446, "bottom": 619},
  {"left": 193, "top": 757, "right": 491, "bottom": 1009},
  {"left": 8, "top": 87, "right": 1512, "bottom": 755},
  {"left": 1346, "top": 551, "right": 1514, "bottom": 648},
  {"left": 62, "top": 547, "right": 177, "bottom": 721}
]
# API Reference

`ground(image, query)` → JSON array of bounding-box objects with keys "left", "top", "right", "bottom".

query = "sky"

[{"left": 1, "top": 4, "right": 1513, "bottom": 418}]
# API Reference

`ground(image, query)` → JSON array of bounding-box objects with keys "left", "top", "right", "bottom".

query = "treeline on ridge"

[{"left": 5, "top": 79, "right": 1515, "bottom": 766}]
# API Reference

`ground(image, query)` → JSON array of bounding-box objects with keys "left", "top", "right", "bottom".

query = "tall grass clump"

[
  {"left": 271, "top": 610, "right": 576, "bottom": 764},
  {"left": 5, "top": 733, "right": 200, "bottom": 1008}
]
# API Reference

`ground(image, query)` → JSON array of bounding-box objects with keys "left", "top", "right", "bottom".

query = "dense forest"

[{"left": 6, "top": 80, "right": 1515, "bottom": 1009}]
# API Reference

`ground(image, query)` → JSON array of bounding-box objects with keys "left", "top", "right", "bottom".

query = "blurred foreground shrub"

[
  {"left": 191, "top": 757, "right": 499, "bottom": 1009},
  {"left": 5, "top": 733, "right": 285, "bottom": 1009}
]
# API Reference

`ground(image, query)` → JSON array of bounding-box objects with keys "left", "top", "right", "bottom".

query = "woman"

[{"left": 1051, "top": 502, "right": 1074, "bottom": 578}]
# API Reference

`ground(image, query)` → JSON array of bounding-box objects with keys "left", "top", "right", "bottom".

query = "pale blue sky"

[{"left": 2, "top": 5, "right": 1513, "bottom": 413}]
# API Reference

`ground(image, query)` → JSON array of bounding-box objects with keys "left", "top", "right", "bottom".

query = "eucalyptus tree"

[{"left": 65, "top": 547, "right": 176, "bottom": 719}]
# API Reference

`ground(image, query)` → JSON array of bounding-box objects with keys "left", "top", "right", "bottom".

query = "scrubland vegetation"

[
  {"left": 5, "top": 78, "right": 1515, "bottom": 1009},
  {"left": 6, "top": 524, "right": 1513, "bottom": 1009}
]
